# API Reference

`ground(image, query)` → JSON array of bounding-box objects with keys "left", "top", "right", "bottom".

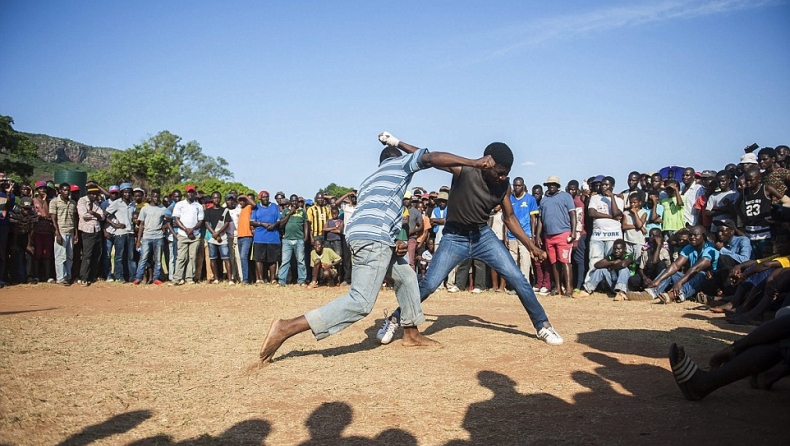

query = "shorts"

[
  {"left": 33, "top": 232, "right": 54, "bottom": 259},
  {"left": 545, "top": 231, "right": 572, "bottom": 264},
  {"left": 208, "top": 243, "right": 230, "bottom": 260},
  {"left": 253, "top": 243, "right": 279, "bottom": 263}
]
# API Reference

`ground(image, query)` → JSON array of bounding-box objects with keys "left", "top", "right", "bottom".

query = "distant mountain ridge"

[{"left": 18, "top": 132, "right": 120, "bottom": 179}]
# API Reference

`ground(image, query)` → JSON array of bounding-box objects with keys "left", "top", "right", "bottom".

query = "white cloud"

[
  {"left": 521, "top": 161, "right": 537, "bottom": 166},
  {"left": 490, "top": 0, "right": 783, "bottom": 57}
]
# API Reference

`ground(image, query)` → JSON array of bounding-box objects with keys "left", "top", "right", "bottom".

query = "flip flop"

[{"left": 669, "top": 343, "right": 704, "bottom": 401}]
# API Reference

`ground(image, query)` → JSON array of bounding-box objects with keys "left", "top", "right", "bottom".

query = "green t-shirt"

[
  {"left": 282, "top": 207, "right": 306, "bottom": 240},
  {"left": 660, "top": 195, "right": 685, "bottom": 232},
  {"left": 606, "top": 252, "right": 636, "bottom": 276}
]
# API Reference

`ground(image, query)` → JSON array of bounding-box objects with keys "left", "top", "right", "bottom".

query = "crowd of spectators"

[{"left": 1, "top": 143, "right": 788, "bottom": 330}]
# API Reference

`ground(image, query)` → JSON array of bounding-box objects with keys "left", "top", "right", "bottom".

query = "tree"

[
  {"left": 0, "top": 115, "right": 38, "bottom": 180},
  {"left": 320, "top": 183, "right": 354, "bottom": 198},
  {"left": 94, "top": 130, "right": 234, "bottom": 190}
]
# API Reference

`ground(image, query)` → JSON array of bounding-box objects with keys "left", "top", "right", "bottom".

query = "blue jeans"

[
  {"left": 113, "top": 233, "right": 136, "bottom": 281},
  {"left": 102, "top": 234, "right": 114, "bottom": 280},
  {"left": 573, "top": 236, "right": 587, "bottom": 290},
  {"left": 54, "top": 233, "right": 75, "bottom": 283},
  {"left": 395, "top": 225, "right": 550, "bottom": 331},
  {"left": 653, "top": 271, "right": 706, "bottom": 301},
  {"left": 135, "top": 238, "right": 163, "bottom": 281},
  {"left": 304, "top": 240, "right": 424, "bottom": 340},
  {"left": 584, "top": 268, "right": 629, "bottom": 293},
  {"left": 588, "top": 238, "right": 615, "bottom": 270},
  {"left": 237, "top": 237, "right": 253, "bottom": 283},
  {"left": 278, "top": 238, "right": 306, "bottom": 285},
  {"left": 168, "top": 237, "right": 178, "bottom": 281}
]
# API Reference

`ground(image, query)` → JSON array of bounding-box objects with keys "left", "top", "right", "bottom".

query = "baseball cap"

[
  {"left": 69, "top": 185, "right": 81, "bottom": 192},
  {"left": 185, "top": 185, "right": 196, "bottom": 193},
  {"left": 87, "top": 186, "right": 100, "bottom": 194},
  {"left": 543, "top": 175, "right": 561, "bottom": 186},
  {"left": 258, "top": 190, "right": 269, "bottom": 199},
  {"left": 305, "top": 199, "right": 314, "bottom": 206},
  {"left": 740, "top": 153, "right": 758, "bottom": 164},
  {"left": 35, "top": 180, "right": 47, "bottom": 189},
  {"left": 591, "top": 175, "right": 605, "bottom": 184},
  {"left": 715, "top": 219, "right": 737, "bottom": 230},
  {"left": 404, "top": 191, "right": 412, "bottom": 199},
  {"left": 133, "top": 187, "right": 144, "bottom": 193},
  {"left": 225, "top": 193, "right": 236, "bottom": 200},
  {"left": 437, "top": 191, "right": 449, "bottom": 201},
  {"left": 119, "top": 182, "right": 132, "bottom": 191},
  {"left": 108, "top": 185, "right": 120, "bottom": 193},
  {"left": 699, "top": 170, "right": 717, "bottom": 178},
  {"left": 20, "top": 196, "right": 33, "bottom": 208}
]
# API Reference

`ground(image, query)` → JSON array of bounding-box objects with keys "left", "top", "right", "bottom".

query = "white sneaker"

[
  {"left": 447, "top": 285, "right": 460, "bottom": 293},
  {"left": 537, "top": 326, "right": 563, "bottom": 345},
  {"left": 376, "top": 310, "right": 398, "bottom": 345},
  {"left": 471, "top": 288, "right": 483, "bottom": 294},
  {"left": 538, "top": 287, "right": 549, "bottom": 295}
]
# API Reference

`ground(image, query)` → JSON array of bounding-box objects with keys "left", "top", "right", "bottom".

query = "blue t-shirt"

[
  {"left": 538, "top": 190, "right": 575, "bottom": 236},
  {"left": 431, "top": 206, "right": 447, "bottom": 233},
  {"left": 680, "top": 241, "right": 719, "bottom": 270},
  {"left": 345, "top": 148, "right": 428, "bottom": 246},
  {"left": 643, "top": 203, "right": 664, "bottom": 238},
  {"left": 250, "top": 203, "right": 281, "bottom": 244},
  {"left": 507, "top": 193, "right": 538, "bottom": 240}
]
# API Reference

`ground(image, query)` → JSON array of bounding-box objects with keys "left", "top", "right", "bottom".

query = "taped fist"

[{"left": 378, "top": 131, "right": 400, "bottom": 148}]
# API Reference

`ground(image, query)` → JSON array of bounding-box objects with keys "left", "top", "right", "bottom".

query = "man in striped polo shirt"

[{"left": 258, "top": 132, "right": 495, "bottom": 364}]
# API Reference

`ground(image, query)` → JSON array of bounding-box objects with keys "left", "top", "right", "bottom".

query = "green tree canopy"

[
  {"left": 94, "top": 130, "right": 235, "bottom": 191},
  {"left": 320, "top": 183, "right": 354, "bottom": 199},
  {"left": 0, "top": 115, "right": 38, "bottom": 180}
]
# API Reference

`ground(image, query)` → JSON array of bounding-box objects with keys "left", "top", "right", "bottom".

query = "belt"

[{"left": 443, "top": 224, "right": 485, "bottom": 236}]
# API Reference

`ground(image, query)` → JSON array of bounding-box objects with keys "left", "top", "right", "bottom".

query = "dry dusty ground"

[{"left": 0, "top": 281, "right": 786, "bottom": 445}]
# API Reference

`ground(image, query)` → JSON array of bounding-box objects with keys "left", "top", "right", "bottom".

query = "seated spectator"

[
  {"left": 725, "top": 268, "right": 790, "bottom": 325},
  {"left": 645, "top": 225, "right": 719, "bottom": 303},
  {"left": 699, "top": 218, "right": 753, "bottom": 298},
  {"left": 669, "top": 313, "right": 790, "bottom": 401},
  {"left": 310, "top": 239, "right": 341, "bottom": 288},
  {"left": 574, "top": 239, "right": 633, "bottom": 301},
  {"left": 628, "top": 228, "right": 670, "bottom": 292}
]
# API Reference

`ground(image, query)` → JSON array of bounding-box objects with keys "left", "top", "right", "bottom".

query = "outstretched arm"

[{"left": 378, "top": 131, "right": 495, "bottom": 175}]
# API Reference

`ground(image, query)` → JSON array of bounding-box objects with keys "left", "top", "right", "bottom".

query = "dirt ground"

[{"left": 0, "top": 282, "right": 786, "bottom": 445}]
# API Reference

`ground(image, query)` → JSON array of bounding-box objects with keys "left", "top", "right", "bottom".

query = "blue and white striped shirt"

[{"left": 345, "top": 148, "right": 428, "bottom": 246}]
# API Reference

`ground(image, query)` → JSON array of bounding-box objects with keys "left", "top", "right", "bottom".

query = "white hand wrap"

[{"left": 378, "top": 131, "right": 400, "bottom": 147}]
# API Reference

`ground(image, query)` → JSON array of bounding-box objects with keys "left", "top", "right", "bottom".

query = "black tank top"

[{"left": 445, "top": 166, "right": 510, "bottom": 229}]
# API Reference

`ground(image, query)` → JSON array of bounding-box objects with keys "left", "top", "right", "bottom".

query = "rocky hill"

[{"left": 23, "top": 132, "right": 119, "bottom": 171}]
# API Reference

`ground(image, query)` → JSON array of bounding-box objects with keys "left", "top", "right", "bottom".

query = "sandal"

[{"left": 669, "top": 343, "right": 705, "bottom": 401}]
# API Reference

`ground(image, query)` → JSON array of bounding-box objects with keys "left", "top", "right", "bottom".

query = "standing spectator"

[
  {"left": 566, "top": 180, "right": 587, "bottom": 294},
  {"left": 587, "top": 176, "right": 624, "bottom": 270},
  {"left": 225, "top": 194, "right": 242, "bottom": 283},
  {"left": 164, "top": 189, "right": 181, "bottom": 282},
  {"left": 100, "top": 185, "right": 120, "bottom": 281},
  {"left": 406, "top": 196, "right": 423, "bottom": 270},
  {"left": 105, "top": 183, "right": 136, "bottom": 282},
  {"left": 133, "top": 188, "right": 167, "bottom": 285},
  {"left": 705, "top": 170, "right": 738, "bottom": 232},
  {"left": 680, "top": 167, "right": 704, "bottom": 227},
  {"left": 758, "top": 147, "right": 790, "bottom": 198},
  {"left": 337, "top": 191, "right": 357, "bottom": 285},
  {"left": 620, "top": 171, "right": 642, "bottom": 200},
  {"left": 32, "top": 180, "right": 54, "bottom": 283},
  {"left": 507, "top": 177, "right": 538, "bottom": 286},
  {"left": 250, "top": 191, "right": 281, "bottom": 283},
  {"left": 0, "top": 178, "right": 10, "bottom": 287},
  {"left": 488, "top": 204, "right": 507, "bottom": 292},
  {"left": 737, "top": 168, "right": 785, "bottom": 258},
  {"left": 307, "top": 192, "right": 330, "bottom": 244},
  {"left": 621, "top": 192, "right": 647, "bottom": 260},
  {"left": 535, "top": 175, "right": 577, "bottom": 297},
  {"left": 204, "top": 191, "right": 231, "bottom": 283},
  {"left": 644, "top": 189, "right": 664, "bottom": 240},
  {"left": 431, "top": 191, "right": 449, "bottom": 246},
  {"left": 171, "top": 185, "right": 204, "bottom": 285},
  {"left": 660, "top": 179, "right": 685, "bottom": 259},
  {"left": 236, "top": 194, "right": 255, "bottom": 284},
  {"left": 76, "top": 185, "right": 104, "bottom": 286},
  {"left": 278, "top": 194, "right": 308, "bottom": 287},
  {"left": 50, "top": 183, "right": 77, "bottom": 285},
  {"left": 324, "top": 206, "right": 344, "bottom": 267},
  {"left": 9, "top": 196, "right": 36, "bottom": 284}
]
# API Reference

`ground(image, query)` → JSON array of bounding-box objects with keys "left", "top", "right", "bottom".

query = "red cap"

[
  {"left": 70, "top": 185, "right": 81, "bottom": 192},
  {"left": 258, "top": 190, "right": 269, "bottom": 199},
  {"left": 185, "top": 185, "right": 196, "bottom": 193}
]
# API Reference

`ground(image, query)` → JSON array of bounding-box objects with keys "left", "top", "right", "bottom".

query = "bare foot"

[
  {"left": 259, "top": 319, "right": 288, "bottom": 364},
  {"left": 710, "top": 302, "right": 733, "bottom": 313},
  {"left": 401, "top": 328, "right": 442, "bottom": 347}
]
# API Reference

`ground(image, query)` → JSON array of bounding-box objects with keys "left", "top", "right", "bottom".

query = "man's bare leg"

[
  {"left": 401, "top": 327, "right": 441, "bottom": 347},
  {"left": 259, "top": 316, "right": 311, "bottom": 364}
]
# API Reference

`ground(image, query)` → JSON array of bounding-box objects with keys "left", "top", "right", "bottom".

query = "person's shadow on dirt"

[
  {"left": 126, "top": 419, "right": 271, "bottom": 445},
  {"left": 421, "top": 314, "right": 532, "bottom": 339},
  {"left": 576, "top": 326, "right": 742, "bottom": 359},
  {"left": 55, "top": 410, "right": 153, "bottom": 446},
  {"left": 298, "top": 401, "right": 416, "bottom": 446}
]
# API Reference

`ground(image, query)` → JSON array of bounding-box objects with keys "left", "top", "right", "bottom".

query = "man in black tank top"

[
  {"left": 737, "top": 168, "right": 785, "bottom": 258},
  {"left": 380, "top": 134, "right": 564, "bottom": 346}
]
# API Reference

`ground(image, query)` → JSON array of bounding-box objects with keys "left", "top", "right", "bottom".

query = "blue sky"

[{"left": 2, "top": 0, "right": 788, "bottom": 196}]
